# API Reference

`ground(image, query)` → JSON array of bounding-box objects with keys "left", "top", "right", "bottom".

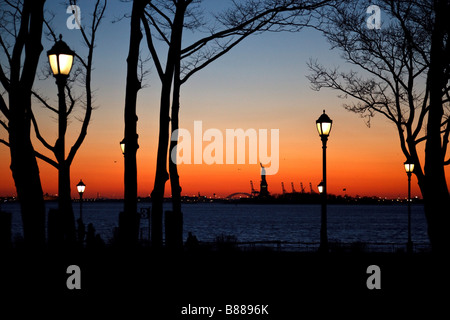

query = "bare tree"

[
  {"left": 424, "top": 0, "right": 450, "bottom": 252},
  {"left": 307, "top": 0, "right": 450, "bottom": 251},
  {"left": 0, "top": 0, "right": 107, "bottom": 246},
  {"left": 141, "top": 0, "right": 334, "bottom": 247},
  {"left": 31, "top": 0, "right": 107, "bottom": 245},
  {"left": 0, "top": 0, "right": 47, "bottom": 247},
  {"left": 120, "top": 0, "right": 148, "bottom": 247}
]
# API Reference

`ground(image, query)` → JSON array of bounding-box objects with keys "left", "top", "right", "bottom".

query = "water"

[{"left": 1, "top": 201, "right": 429, "bottom": 248}]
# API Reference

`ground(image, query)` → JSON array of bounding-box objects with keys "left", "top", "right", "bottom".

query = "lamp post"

[
  {"left": 48, "top": 35, "right": 75, "bottom": 243},
  {"left": 47, "top": 35, "right": 75, "bottom": 170},
  {"left": 316, "top": 110, "right": 332, "bottom": 253},
  {"left": 76, "top": 179, "right": 86, "bottom": 223},
  {"left": 404, "top": 159, "right": 414, "bottom": 253}
]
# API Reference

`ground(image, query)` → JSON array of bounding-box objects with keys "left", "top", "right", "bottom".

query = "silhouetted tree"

[
  {"left": 142, "top": 0, "right": 335, "bottom": 247},
  {"left": 29, "top": 0, "right": 107, "bottom": 245},
  {"left": 0, "top": 0, "right": 47, "bottom": 247},
  {"left": 307, "top": 0, "right": 450, "bottom": 252},
  {"left": 120, "top": 0, "right": 148, "bottom": 247},
  {"left": 424, "top": 0, "right": 450, "bottom": 253}
]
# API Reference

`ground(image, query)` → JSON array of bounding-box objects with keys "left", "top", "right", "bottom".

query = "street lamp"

[
  {"left": 317, "top": 181, "right": 324, "bottom": 194},
  {"left": 48, "top": 35, "right": 75, "bottom": 78},
  {"left": 404, "top": 161, "right": 414, "bottom": 174},
  {"left": 316, "top": 110, "right": 333, "bottom": 138},
  {"left": 48, "top": 35, "right": 74, "bottom": 175},
  {"left": 404, "top": 159, "right": 414, "bottom": 253},
  {"left": 48, "top": 35, "right": 75, "bottom": 241},
  {"left": 316, "top": 110, "right": 332, "bottom": 253},
  {"left": 120, "top": 138, "right": 126, "bottom": 155},
  {"left": 76, "top": 179, "right": 86, "bottom": 222}
]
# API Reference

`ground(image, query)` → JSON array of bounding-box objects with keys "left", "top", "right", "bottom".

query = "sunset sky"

[{"left": 1, "top": 0, "right": 443, "bottom": 200}]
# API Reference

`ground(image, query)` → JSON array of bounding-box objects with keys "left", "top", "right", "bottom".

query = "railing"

[
  {"left": 136, "top": 228, "right": 431, "bottom": 253},
  {"left": 234, "top": 240, "right": 432, "bottom": 253},
  {"left": 135, "top": 206, "right": 432, "bottom": 253}
]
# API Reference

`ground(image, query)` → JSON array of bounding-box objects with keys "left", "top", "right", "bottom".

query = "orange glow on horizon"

[{"left": 0, "top": 117, "right": 429, "bottom": 200}]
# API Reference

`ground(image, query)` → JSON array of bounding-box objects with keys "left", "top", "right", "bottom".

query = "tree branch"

[
  {"left": 181, "top": 26, "right": 257, "bottom": 84},
  {"left": 148, "top": 2, "right": 173, "bottom": 28},
  {"left": 0, "top": 34, "right": 12, "bottom": 68},
  {"left": 144, "top": 9, "right": 171, "bottom": 46},
  {"left": 74, "top": 52, "right": 88, "bottom": 70},
  {"left": 0, "top": 63, "right": 10, "bottom": 92},
  {"left": 43, "top": 15, "right": 57, "bottom": 42},
  {"left": 31, "top": 90, "right": 58, "bottom": 114},
  {"left": 0, "top": 94, "right": 9, "bottom": 118},
  {"left": 69, "top": 0, "right": 91, "bottom": 47},
  {"left": 35, "top": 150, "right": 58, "bottom": 168},
  {"left": 307, "top": 60, "right": 398, "bottom": 124},
  {"left": 181, "top": 1, "right": 318, "bottom": 58},
  {"left": 30, "top": 108, "right": 55, "bottom": 152},
  {"left": 0, "top": 138, "right": 9, "bottom": 147},
  {"left": 65, "top": 83, "right": 76, "bottom": 116},
  {"left": 9, "top": 0, "right": 29, "bottom": 83},
  {"left": 141, "top": 14, "right": 164, "bottom": 80},
  {"left": 0, "top": 118, "right": 8, "bottom": 132},
  {"left": 67, "top": 0, "right": 106, "bottom": 165},
  {"left": 92, "top": 0, "right": 107, "bottom": 33}
]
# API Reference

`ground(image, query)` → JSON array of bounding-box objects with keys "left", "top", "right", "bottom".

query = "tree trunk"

[
  {"left": 9, "top": 103, "right": 46, "bottom": 248},
  {"left": 169, "top": 79, "right": 182, "bottom": 216},
  {"left": 8, "top": 0, "right": 46, "bottom": 248},
  {"left": 58, "top": 161, "right": 76, "bottom": 245},
  {"left": 168, "top": 65, "right": 183, "bottom": 248},
  {"left": 151, "top": 77, "right": 171, "bottom": 248},
  {"left": 55, "top": 77, "right": 76, "bottom": 246},
  {"left": 423, "top": 0, "right": 450, "bottom": 253},
  {"left": 122, "top": 0, "right": 145, "bottom": 247},
  {"left": 151, "top": 2, "right": 186, "bottom": 248}
]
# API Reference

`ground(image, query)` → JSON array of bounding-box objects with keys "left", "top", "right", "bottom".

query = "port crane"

[
  {"left": 281, "top": 182, "right": 287, "bottom": 195},
  {"left": 300, "top": 182, "right": 305, "bottom": 193},
  {"left": 250, "top": 180, "right": 259, "bottom": 197}
]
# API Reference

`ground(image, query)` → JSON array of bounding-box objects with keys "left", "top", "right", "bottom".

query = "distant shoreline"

[{"left": 1, "top": 193, "right": 423, "bottom": 206}]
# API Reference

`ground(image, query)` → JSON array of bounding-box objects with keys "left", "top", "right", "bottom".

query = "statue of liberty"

[{"left": 259, "top": 163, "right": 269, "bottom": 197}]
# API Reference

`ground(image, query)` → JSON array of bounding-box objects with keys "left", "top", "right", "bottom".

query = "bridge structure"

[{"left": 225, "top": 192, "right": 253, "bottom": 199}]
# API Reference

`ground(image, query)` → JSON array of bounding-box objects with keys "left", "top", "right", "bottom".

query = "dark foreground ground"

[{"left": 1, "top": 248, "right": 448, "bottom": 318}]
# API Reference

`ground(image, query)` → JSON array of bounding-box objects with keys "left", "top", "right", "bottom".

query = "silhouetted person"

[
  {"left": 94, "top": 234, "right": 105, "bottom": 248},
  {"left": 77, "top": 218, "right": 85, "bottom": 245},
  {"left": 85, "top": 223, "right": 105, "bottom": 249},
  {"left": 86, "top": 223, "right": 96, "bottom": 249},
  {"left": 186, "top": 232, "right": 199, "bottom": 250}
]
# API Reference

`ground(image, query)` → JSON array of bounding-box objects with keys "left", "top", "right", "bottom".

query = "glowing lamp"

[
  {"left": 317, "top": 181, "right": 324, "bottom": 194},
  {"left": 120, "top": 139, "right": 126, "bottom": 155},
  {"left": 76, "top": 179, "right": 86, "bottom": 196},
  {"left": 47, "top": 35, "right": 75, "bottom": 77},
  {"left": 404, "top": 160, "right": 415, "bottom": 174},
  {"left": 316, "top": 110, "right": 333, "bottom": 138}
]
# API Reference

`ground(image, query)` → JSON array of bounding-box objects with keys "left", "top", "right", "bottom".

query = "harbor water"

[{"left": 1, "top": 201, "right": 429, "bottom": 251}]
